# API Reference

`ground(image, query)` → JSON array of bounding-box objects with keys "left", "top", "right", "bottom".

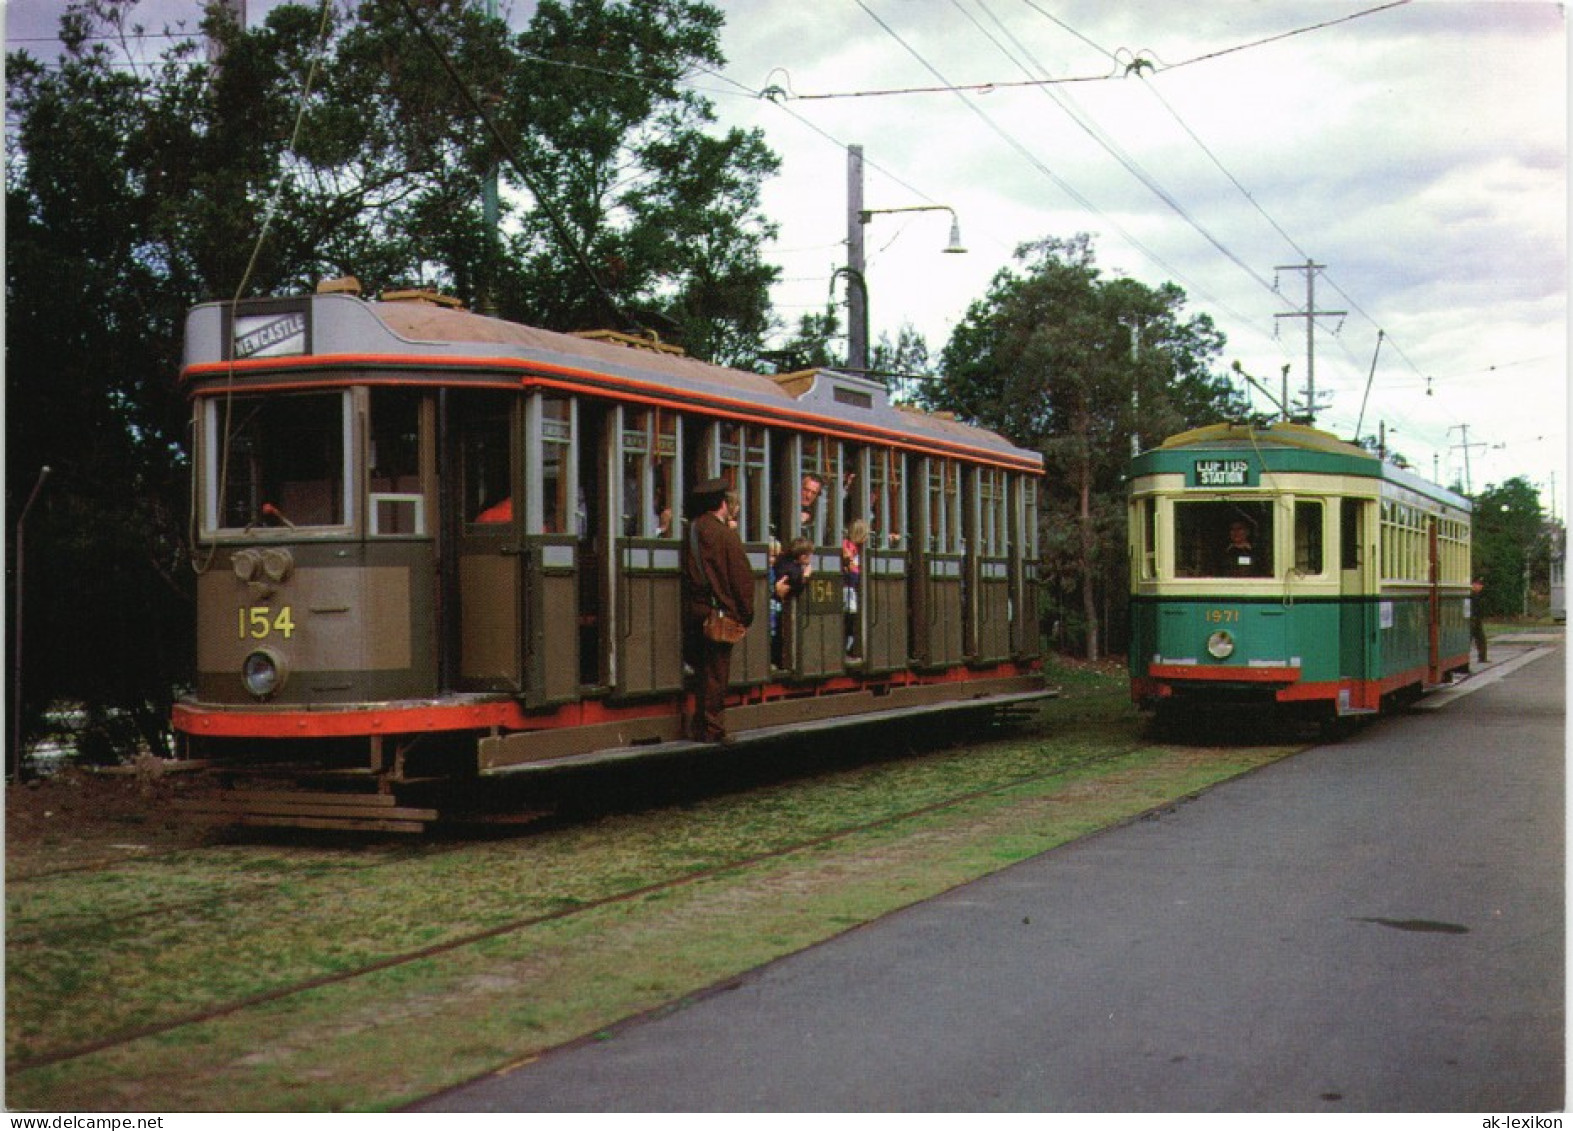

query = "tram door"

[
  {"left": 451, "top": 392, "right": 525, "bottom": 692},
  {"left": 1426, "top": 516, "right": 1443, "bottom": 684},
  {"left": 520, "top": 393, "right": 585, "bottom": 707},
  {"left": 1010, "top": 476, "right": 1042, "bottom": 660},
  {"left": 911, "top": 456, "right": 965, "bottom": 669},
  {"left": 862, "top": 448, "right": 909, "bottom": 672},
  {"left": 1338, "top": 497, "right": 1375, "bottom": 700},
  {"left": 721, "top": 423, "right": 772, "bottom": 687},
  {"left": 613, "top": 408, "right": 684, "bottom": 699},
  {"left": 969, "top": 467, "right": 1013, "bottom": 663},
  {"left": 787, "top": 435, "right": 845, "bottom": 680}
]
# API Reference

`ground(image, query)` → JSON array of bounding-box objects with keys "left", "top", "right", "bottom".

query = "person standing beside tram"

[{"left": 681, "top": 478, "right": 755, "bottom": 743}]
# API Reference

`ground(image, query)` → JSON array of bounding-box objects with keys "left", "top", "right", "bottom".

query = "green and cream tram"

[{"left": 1128, "top": 422, "right": 1472, "bottom": 726}]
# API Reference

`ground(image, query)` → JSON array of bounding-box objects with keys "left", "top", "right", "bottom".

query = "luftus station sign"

[{"left": 1189, "top": 458, "right": 1255, "bottom": 488}]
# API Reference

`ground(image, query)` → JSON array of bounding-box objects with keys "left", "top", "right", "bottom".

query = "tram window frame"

[
  {"left": 1171, "top": 499, "right": 1274, "bottom": 578},
  {"left": 1293, "top": 500, "right": 1325, "bottom": 575},
  {"left": 717, "top": 422, "right": 770, "bottom": 543},
  {"left": 840, "top": 442, "right": 868, "bottom": 532},
  {"left": 979, "top": 467, "right": 1007, "bottom": 557},
  {"left": 928, "top": 458, "right": 962, "bottom": 554},
  {"left": 367, "top": 388, "right": 426, "bottom": 537},
  {"left": 459, "top": 395, "right": 515, "bottom": 528},
  {"left": 620, "top": 407, "right": 678, "bottom": 539},
  {"left": 538, "top": 394, "right": 576, "bottom": 536},
  {"left": 800, "top": 435, "right": 831, "bottom": 544},
  {"left": 869, "top": 448, "right": 906, "bottom": 549},
  {"left": 1022, "top": 477, "right": 1039, "bottom": 562},
  {"left": 1134, "top": 496, "right": 1157, "bottom": 580},
  {"left": 205, "top": 390, "right": 352, "bottom": 535},
  {"left": 1340, "top": 499, "right": 1362, "bottom": 571},
  {"left": 744, "top": 426, "right": 769, "bottom": 543}
]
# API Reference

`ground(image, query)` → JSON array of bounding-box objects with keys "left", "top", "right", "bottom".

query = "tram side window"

[
  {"left": 716, "top": 423, "right": 769, "bottom": 543},
  {"left": 743, "top": 427, "right": 768, "bottom": 543},
  {"left": 1134, "top": 497, "right": 1157, "bottom": 580},
  {"left": 801, "top": 435, "right": 830, "bottom": 543},
  {"left": 928, "top": 459, "right": 961, "bottom": 553},
  {"left": 1172, "top": 501, "right": 1273, "bottom": 578},
  {"left": 461, "top": 400, "right": 512, "bottom": 525},
  {"left": 1294, "top": 501, "right": 1324, "bottom": 574},
  {"left": 541, "top": 395, "right": 574, "bottom": 534},
  {"left": 213, "top": 391, "right": 347, "bottom": 530},
  {"left": 869, "top": 449, "right": 905, "bottom": 548},
  {"left": 621, "top": 408, "right": 676, "bottom": 538},
  {"left": 1341, "top": 499, "right": 1362, "bottom": 570},
  {"left": 369, "top": 389, "right": 424, "bottom": 535}
]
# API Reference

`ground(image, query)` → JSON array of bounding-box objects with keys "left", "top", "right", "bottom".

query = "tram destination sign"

[
  {"left": 234, "top": 311, "right": 307, "bottom": 360},
  {"left": 1190, "top": 458, "right": 1254, "bottom": 488}
]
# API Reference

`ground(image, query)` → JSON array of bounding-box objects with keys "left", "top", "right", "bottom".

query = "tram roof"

[
  {"left": 1134, "top": 421, "right": 1470, "bottom": 511},
  {"left": 182, "top": 293, "right": 1041, "bottom": 472}
]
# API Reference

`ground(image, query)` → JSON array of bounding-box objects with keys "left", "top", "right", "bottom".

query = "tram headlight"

[
  {"left": 242, "top": 649, "right": 288, "bottom": 699},
  {"left": 1206, "top": 630, "right": 1236, "bottom": 660},
  {"left": 260, "top": 547, "right": 294, "bottom": 583},
  {"left": 232, "top": 549, "right": 262, "bottom": 582}
]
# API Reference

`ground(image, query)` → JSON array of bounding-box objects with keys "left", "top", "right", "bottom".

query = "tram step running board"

[
  {"left": 178, "top": 789, "right": 439, "bottom": 833},
  {"left": 484, "top": 687, "right": 1057, "bottom": 777}
]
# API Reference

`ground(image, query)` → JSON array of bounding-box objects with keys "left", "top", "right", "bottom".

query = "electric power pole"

[
  {"left": 1449, "top": 423, "right": 1486, "bottom": 494},
  {"left": 1273, "top": 259, "right": 1345, "bottom": 424}
]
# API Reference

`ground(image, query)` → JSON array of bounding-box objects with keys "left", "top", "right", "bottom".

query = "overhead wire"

[
  {"left": 393, "top": 0, "right": 639, "bottom": 333},
  {"left": 963, "top": 0, "right": 1288, "bottom": 304},
  {"left": 854, "top": 0, "right": 1264, "bottom": 334},
  {"left": 774, "top": 0, "right": 1414, "bottom": 101},
  {"left": 1004, "top": 0, "right": 1446, "bottom": 452}
]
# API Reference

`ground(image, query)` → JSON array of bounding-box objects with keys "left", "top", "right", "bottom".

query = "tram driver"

[{"left": 1221, "top": 519, "right": 1265, "bottom": 577}]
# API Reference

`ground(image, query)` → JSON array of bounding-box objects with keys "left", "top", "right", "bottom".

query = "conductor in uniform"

[{"left": 681, "top": 477, "right": 755, "bottom": 742}]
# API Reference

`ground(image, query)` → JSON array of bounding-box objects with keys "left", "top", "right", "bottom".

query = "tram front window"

[
  {"left": 211, "top": 391, "right": 347, "bottom": 531},
  {"left": 1173, "top": 500, "right": 1273, "bottom": 578}
]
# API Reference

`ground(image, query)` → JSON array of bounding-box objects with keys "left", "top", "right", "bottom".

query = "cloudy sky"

[{"left": 7, "top": 0, "right": 1566, "bottom": 507}]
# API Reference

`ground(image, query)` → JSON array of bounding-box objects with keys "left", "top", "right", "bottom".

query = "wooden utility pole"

[
  {"left": 846, "top": 145, "right": 868, "bottom": 374},
  {"left": 1274, "top": 259, "right": 1345, "bottom": 423}
]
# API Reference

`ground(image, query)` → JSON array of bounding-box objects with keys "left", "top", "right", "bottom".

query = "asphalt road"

[{"left": 417, "top": 641, "right": 1565, "bottom": 1113}]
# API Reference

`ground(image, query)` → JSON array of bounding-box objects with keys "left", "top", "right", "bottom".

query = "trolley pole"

[{"left": 479, "top": 0, "right": 501, "bottom": 315}]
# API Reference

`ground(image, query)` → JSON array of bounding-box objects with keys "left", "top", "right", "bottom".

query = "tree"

[
  {"left": 924, "top": 235, "right": 1245, "bottom": 659},
  {"left": 1472, "top": 477, "right": 1546, "bottom": 617},
  {"left": 5, "top": 0, "right": 782, "bottom": 767},
  {"left": 869, "top": 323, "right": 934, "bottom": 404}
]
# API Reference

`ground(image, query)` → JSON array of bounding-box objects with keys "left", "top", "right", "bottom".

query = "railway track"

[{"left": 9, "top": 740, "right": 1139, "bottom": 1075}]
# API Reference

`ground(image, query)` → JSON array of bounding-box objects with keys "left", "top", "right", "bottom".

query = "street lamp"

[{"left": 844, "top": 144, "right": 966, "bottom": 375}]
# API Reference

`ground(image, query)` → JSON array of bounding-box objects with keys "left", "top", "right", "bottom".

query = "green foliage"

[
  {"left": 923, "top": 234, "right": 1246, "bottom": 657},
  {"left": 1471, "top": 476, "right": 1548, "bottom": 616},
  {"left": 5, "top": 0, "right": 781, "bottom": 765}
]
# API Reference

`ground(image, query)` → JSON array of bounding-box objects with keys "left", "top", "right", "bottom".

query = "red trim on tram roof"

[{"left": 181, "top": 353, "right": 1044, "bottom": 474}]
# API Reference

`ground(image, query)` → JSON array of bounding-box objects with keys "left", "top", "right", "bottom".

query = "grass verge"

[{"left": 7, "top": 666, "right": 1303, "bottom": 1111}]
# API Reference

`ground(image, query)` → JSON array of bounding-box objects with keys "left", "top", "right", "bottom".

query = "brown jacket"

[{"left": 682, "top": 511, "right": 755, "bottom": 626}]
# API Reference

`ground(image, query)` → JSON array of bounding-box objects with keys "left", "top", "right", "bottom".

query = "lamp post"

[{"left": 844, "top": 144, "right": 966, "bottom": 375}]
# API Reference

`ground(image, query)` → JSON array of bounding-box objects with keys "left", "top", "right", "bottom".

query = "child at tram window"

[
  {"left": 842, "top": 519, "right": 867, "bottom": 657},
  {"left": 770, "top": 537, "right": 814, "bottom": 667}
]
